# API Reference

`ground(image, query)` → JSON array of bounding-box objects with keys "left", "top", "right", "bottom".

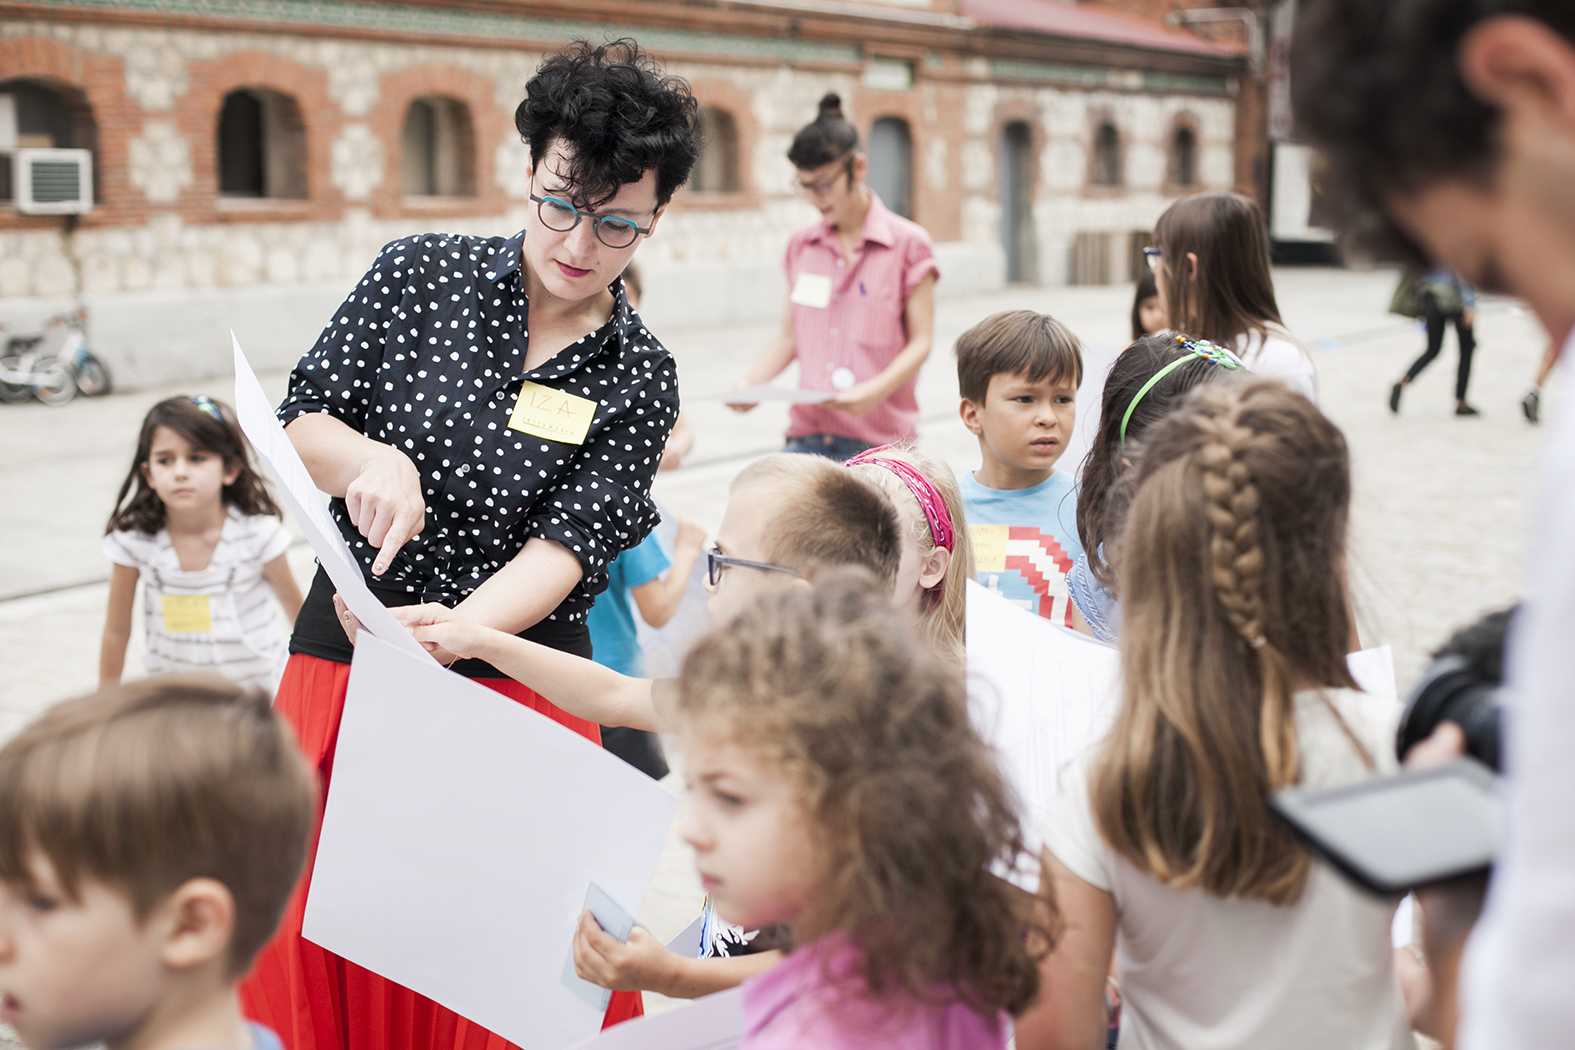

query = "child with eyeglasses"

[
  {"left": 367, "top": 452, "right": 912, "bottom": 995},
  {"left": 726, "top": 93, "right": 940, "bottom": 462},
  {"left": 100, "top": 396, "right": 303, "bottom": 694}
]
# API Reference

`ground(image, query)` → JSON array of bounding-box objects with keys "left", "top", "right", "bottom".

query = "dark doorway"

[
  {"left": 866, "top": 116, "right": 913, "bottom": 219},
  {"left": 1000, "top": 122, "right": 1037, "bottom": 283}
]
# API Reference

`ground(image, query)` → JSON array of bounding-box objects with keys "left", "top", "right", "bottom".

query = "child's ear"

[
  {"left": 1186, "top": 251, "right": 1200, "bottom": 281},
  {"left": 958, "top": 398, "right": 985, "bottom": 436},
  {"left": 919, "top": 546, "right": 951, "bottom": 590},
  {"left": 222, "top": 459, "right": 243, "bottom": 487},
  {"left": 158, "top": 877, "right": 235, "bottom": 972}
]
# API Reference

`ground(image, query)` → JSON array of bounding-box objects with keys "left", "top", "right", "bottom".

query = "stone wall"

[{"left": 1, "top": 15, "right": 1235, "bottom": 386}]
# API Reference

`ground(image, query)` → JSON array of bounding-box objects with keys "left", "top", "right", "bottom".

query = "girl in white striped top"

[{"left": 101, "top": 396, "right": 303, "bottom": 695}]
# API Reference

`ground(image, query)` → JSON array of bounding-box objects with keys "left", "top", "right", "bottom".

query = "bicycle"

[{"left": 0, "top": 308, "right": 112, "bottom": 405}]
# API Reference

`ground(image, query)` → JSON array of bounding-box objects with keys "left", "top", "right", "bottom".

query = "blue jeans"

[{"left": 783, "top": 433, "right": 874, "bottom": 463}]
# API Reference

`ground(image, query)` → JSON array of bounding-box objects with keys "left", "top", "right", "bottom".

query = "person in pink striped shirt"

[{"left": 729, "top": 94, "right": 939, "bottom": 461}]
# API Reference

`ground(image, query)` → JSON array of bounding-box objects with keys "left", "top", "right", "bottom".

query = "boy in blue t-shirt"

[
  {"left": 588, "top": 516, "right": 705, "bottom": 778},
  {"left": 954, "top": 310, "right": 1085, "bottom": 626}
]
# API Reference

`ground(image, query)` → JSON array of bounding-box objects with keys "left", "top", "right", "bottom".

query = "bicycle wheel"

[
  {"left": 0, "top": 357, "right": 32, "bottom": 403},
  {"left": 73, "top": 352, "right": 112, "bottom": 396},
  {"left": 33, "top": 360, "right": 77, "bottom": 406}
]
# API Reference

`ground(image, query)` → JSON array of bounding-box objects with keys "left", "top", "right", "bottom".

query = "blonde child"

[
  {"left": 387, "top": 452, "right": 921, "bottom": 735},
  {"left": 101, "top": 397, "right": 303, "bottom": 693},
  {"left": 845, "top": 443, "right": 974, "bottom": 663},
  {"left": 672, "top": 571, "right": 1046, "bottom": 1046},
  {"left": 1018, "top": 378, "right": 1413, "bottom": 1049},
  {"left": 0, "top": 674, "right": 315, "bottom": 1050},
  {"left": 378, "top": 452, "right": 922, "bottom": 998}
]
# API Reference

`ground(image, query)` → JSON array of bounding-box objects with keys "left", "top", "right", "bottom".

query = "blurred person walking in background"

[{"left": 1389, "top": 267, "right": 1481, "bottom": 416}]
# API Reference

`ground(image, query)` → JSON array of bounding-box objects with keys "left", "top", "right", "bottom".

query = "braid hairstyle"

[
  {"left": 1194, "top": 408, "right": 1299, "bottom": 790},
  {"left": 1091, "top": 377, "right": 1355, "bottom": 905}
]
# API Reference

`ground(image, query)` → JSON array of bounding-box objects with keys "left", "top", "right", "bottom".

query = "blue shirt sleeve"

[{"left": 618, "top": 530, "right": 673, "bottom": 591}]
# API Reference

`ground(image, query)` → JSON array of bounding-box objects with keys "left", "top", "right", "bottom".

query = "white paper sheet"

[
  {"left": 665, "top": 913, "right": 705, "bottom": 959},
  {"left": 231, "top": 334, "right": 432, "bottom": 662},
  {"left": 567, "top": 988, "right": 743, "bottom": 1050},
  {"left": 700, "top": 383, "right": 834, "bottom": 404},
  {"left": 1346, "top": 644, "right": 1398, "bottom": 702},
  {"left": 965, "top": 580, "right": 1121, "bottom": 867},
  {"left": 303, "top": 635, "right": 679, "bottom": 1050}
]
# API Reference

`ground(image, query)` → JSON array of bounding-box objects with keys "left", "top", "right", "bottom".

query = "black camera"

[{"left": 1395, "top": 607, "right": 1512, "bottom": 772}]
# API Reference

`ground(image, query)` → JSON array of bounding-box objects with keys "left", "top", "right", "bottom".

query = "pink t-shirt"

[
  {"left": 742, "top": 935, "right": 1008, "bottom": 1049},
  {"left": 783, "top": 191, "right": 940, "bottom": 446}
]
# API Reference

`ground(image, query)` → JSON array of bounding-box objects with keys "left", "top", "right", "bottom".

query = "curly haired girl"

[
  {"left": 676, "top": 571, "right": 1048, "bottom": 1047},
  {"left": 1019, "top": 378, "right": 1411, "bottom": 1049}
]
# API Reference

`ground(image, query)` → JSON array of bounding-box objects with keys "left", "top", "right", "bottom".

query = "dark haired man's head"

[
  {"left": 515, "top": 39, "right": 698, "bottom": 209},
  {"left": 1292, "top": 2, "right": 1575, "bottom": 338}
]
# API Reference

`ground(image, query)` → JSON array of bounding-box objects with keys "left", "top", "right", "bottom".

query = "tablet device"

[{"left": 1270, "top": 758, "right": 1498, "bottom": 896}]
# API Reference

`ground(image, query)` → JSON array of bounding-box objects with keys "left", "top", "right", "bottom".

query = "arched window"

[
  {"left": 690, "top": 107, "right": 740, "bottom": 193},
  {"left": 0, "top": 78, "right": 98, "bottom": 204},
  {"left": 402, "top": 96, "right": 476, "bottom": 197},
  {"left": 999, "top": 121, "right": 1037, "bottom": 283},
  {"left": 218, "top": 88, "right": 306, "bottom": 199},
  {"left": 1170, "top": 124, "right": 1198, "bottom": 188},
  {"left": 867, "top": 116, "right": 913, "bottom": 218},
  {"left": 1090, "top": 121, "right": 1122, "bottom": 188}
]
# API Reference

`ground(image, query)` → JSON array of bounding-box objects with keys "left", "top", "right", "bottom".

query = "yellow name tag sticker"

[
  {"left": 161, "top": 594, "right": 213, "bottom": 634},
  {"left": 970, "top": 524, "right": 1009, "bottom": 574},
  {"left": 507, "top": 381, "right": 599, "bottom": 445},
  {"left": 789, "top": 272, "right": 833, "bottom": 309}
]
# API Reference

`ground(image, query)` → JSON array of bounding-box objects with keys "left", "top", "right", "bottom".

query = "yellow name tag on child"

[
  {"left": 162, "top": 594, "right": 212, "bottom": 634},
  {"left": 970, "top": 525, "right": 1009, "bottom": 574},
  {"left": 507, "top": 381, "right": 598, "bottom": 445},
  {"left": 789, "top": 272, "right": 833, "bottom": 309}
]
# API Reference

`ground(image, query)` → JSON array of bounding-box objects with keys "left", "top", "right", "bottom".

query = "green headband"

[{"left": 1118, "top": 335, "right": 1242, "bottom": 444}]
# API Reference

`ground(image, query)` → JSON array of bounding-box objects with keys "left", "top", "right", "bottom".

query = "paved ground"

[{"left": 0, "top": 265, "right": 1552, "bottom": 1025}]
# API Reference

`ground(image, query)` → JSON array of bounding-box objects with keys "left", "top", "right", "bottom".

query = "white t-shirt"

[
  {"left": 1233, "top": 326, "right": 1319, "bottom": 403},
  {"left": 104, "top": 508, "right": 292, "bottom": 693},
  {"left": 1458, "top": 329, "right": 1575, "bottom": 1049},
  {"left": 1043, "top": 687, "right": 1411, "bottom": 1050}
]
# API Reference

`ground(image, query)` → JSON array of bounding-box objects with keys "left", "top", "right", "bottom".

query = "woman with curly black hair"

[{"left": 240, "top": 40, "right": 696, "bottom": 1049}]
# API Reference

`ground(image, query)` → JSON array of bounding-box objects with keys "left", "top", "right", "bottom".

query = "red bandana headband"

[{"left": 845, "top": 446, "right": 956, "bottom": 553}]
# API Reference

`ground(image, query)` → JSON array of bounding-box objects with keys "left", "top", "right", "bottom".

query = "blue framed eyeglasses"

[
  {"left": 706, "top": 548, "right": 798, "bottom": 588},
  {"left": 529, "top": 191, "right": 653, "bottom": 250},
  {"left": 1143, "top": 246, "right": 1163, "bottom": 273}
]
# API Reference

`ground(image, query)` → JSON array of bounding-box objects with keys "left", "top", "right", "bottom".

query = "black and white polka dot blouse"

[{"left": 278, "top": 232, "right": 679, "bottom": 626}]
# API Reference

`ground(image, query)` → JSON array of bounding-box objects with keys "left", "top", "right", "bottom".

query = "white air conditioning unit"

[{"left": 14, "top": 148, "right": 93, "bottom": 215}]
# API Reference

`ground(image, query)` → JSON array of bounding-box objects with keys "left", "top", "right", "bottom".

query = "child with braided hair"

[{"left": 1017, "top": 378, "right": 1416, "bottom": 1050}]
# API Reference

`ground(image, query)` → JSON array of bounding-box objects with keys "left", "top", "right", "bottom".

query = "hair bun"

[{"left": 817, "top": 92, "right": 843, "bottom": 120}]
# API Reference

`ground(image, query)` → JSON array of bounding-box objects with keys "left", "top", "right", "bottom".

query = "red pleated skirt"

[{"left": 242, "top": 653, "right": 643, "bottom": 1050}]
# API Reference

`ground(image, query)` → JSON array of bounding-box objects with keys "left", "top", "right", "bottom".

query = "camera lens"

[{"left": 1396, "top": 653, "right": 1503, "bottom": 771}]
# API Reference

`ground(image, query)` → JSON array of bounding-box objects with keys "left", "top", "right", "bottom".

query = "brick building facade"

[{"left": 0, "top": 0, "right": 1243, "bottom": 386}]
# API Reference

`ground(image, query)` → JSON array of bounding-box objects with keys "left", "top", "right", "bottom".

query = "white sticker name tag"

[{"left": 790, "top": 272, "right": 834, "bottom": 309}]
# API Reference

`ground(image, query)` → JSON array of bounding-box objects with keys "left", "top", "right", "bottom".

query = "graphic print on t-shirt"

[{"left": 970, "top": 524, "right": 1075, "bottom": 625}]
